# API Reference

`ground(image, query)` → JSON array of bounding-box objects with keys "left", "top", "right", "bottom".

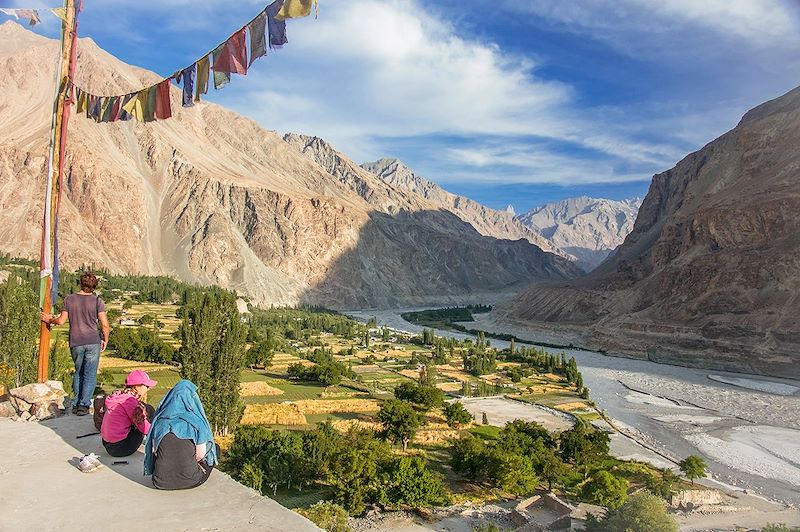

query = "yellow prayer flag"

[
  {"left": 76, "top": 91, "right": 87, "bottom": 114},
  {"left": 50, "top": 8, "right": 66, "bottom": 22},
  {"left": 122, "top": 91, "right": 146, "bottom": 122},
  {"left": 275, "top": 0, "right": 317, "bottom": 20}
]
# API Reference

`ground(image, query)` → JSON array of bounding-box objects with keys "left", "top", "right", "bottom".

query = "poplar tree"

[
  {"left": 0, "top": 275, "right": 38, "bottom": 389},
  {"left": 178, "top": 290, "right": 247, "bottom": 435}
]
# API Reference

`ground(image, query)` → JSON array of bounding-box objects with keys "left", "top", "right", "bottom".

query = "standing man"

[{"left": 41, "top": 272, "right": 110, "bottom": 416}]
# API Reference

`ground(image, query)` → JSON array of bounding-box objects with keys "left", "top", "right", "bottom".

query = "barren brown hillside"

[{"left": 0, "top": 21, "right": 580, "bottom": 308}]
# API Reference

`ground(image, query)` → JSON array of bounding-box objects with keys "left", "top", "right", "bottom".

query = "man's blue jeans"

[{"left": 70, "top": 344, "right": 101, "bottom": 408}]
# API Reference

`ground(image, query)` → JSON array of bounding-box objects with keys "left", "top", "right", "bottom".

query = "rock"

[
  {"left": 10, "top": 397, "right": 31, "bottom": 413},
  {"left": 671, "top": 489, "right": 726, "bottom": 510},
  {"left": 18, "top": 411, "right": 31, "bottom": 422},
  {"left": 10, "top": 382, "right": 66, "bottom": 404},
  {"left": 499, "top": 84, "right": 800, "bottom": 378},
  {"left": 0, "top": 400, "right": 16, "bottom": 418}
]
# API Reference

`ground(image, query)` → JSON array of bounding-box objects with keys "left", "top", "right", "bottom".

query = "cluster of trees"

[
  {"left": 462, "top": 349, "right": 497, "bottom": 376},
  {"left": 400, "top": 305, "right": 491, "bottom": 329},
  {"left": 108, "top": 326, "right": 175, "bottom": 363},
  {"left": 460, "top": 380, "right": 509, "bottom": 398},
  {"left": 288, "top": 349, "right": 354, "bottom": 386},
  {"left": 450, "top": 419, "right": 616, "bottom": 500},
  {"left": 228, "top": 422, "right": 450, "bottom": 515},
  {"left": 56, "top": 270, "right": 202, "bottom": 306},
  {"left": 0, "top": 275, "right": 38, "bottom": 390},
  {"left": 377, "top": 381, "right": 447, "bottom": 450},
  {"left": 248, "top": 307, "right": 367, "bottom": 344}
]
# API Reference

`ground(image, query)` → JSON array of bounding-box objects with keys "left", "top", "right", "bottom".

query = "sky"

[{"left": 6, "top": 0, "right": 800, "bottom": 212}]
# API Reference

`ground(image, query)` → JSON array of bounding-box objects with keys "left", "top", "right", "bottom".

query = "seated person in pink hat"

[{"left": 99, "top": 370, "right": 157, "bottom": 457}]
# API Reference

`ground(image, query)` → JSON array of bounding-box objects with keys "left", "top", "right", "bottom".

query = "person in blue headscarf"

[{"left": 144, "top": 380, "right": 219, "bottom": 490}]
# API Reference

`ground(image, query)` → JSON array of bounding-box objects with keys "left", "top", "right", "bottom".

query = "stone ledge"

[{"left": 0, "top": 416, "right": 320, "bottom": 531}]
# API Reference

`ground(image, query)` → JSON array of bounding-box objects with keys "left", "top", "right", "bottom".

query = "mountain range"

[
  {"left": 0, "top": 22, "right": 579, "bottom": 309},
  {"left": 518, "top": 197, "right": 643, "bottom": 271},
  {"left": 498, "top": 85, "right": 800, "bottom": 377}
]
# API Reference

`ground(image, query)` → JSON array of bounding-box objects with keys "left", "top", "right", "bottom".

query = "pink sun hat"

[{"left": 125, "top": 370, "right": 157, "bottom": 388}]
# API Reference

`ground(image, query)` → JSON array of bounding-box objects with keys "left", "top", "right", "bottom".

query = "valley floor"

[{"left": 349, "top": 309, "right": 800, "bottom": 528}]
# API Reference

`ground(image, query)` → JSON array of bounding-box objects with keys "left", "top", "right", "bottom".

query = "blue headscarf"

[{"left": 144, "top": 380, "right": 217, "bottom": 475}]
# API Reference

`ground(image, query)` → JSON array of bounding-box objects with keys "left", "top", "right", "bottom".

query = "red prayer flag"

[
  {"left": 155, "top": 80, "right": 172, "bottom": 120},
  {"left": 213, "top": 28, "right": 248, "bottom": 75}
]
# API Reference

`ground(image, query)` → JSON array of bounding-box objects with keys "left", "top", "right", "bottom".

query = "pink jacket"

[{"left": 100, "top": 391, "right": 151, "bottom": 443}]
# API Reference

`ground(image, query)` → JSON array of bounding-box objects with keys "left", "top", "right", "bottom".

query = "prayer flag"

[
  {"left": 213, "top": 28, "right": 248, "bottom": 75},
  {"left": 267, "top": 0, "right": 288, "bottom": 48},
  {"left": 155, "top": 79, "right": 172, "bottom": 120},
  {"left": 50, "top": 7, "right": 66, "bottom": 22},
  {"left": 144, "top": 85, "right": 157, "bottom": 122},
  {"left": 275, "top": 0, "right": 316, "bottom": 20},
  {"left": 249, "top": 10, "right": 268, "bottom": 66},
  {"left": 176, "top": 64, "right": 196, "bottom": 107},
  {"left": 195, "top": 55, "right": 210, "bottom": 101},
  {"left": 212, "top": 45, "right": 231, "bottom": 89}
]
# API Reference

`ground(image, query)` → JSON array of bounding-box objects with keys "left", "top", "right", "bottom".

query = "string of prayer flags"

[
  {"left": 71, "top": 0, "right": 317, "bottom": 124},
  {"left": 275, "top": 0, "right": 317, "bottom": 20},
  {"left": 0, "top": 7, "right": 41, "bottom": 25}
]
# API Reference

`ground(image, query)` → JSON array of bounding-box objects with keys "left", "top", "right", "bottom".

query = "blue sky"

[{"left": 7, "top": 0, "right": 800, "bottom": 212}]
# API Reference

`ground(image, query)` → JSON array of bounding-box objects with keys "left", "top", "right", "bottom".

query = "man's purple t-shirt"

[{"left": 63, "top": 294, "right": 105, "bottom": 348}]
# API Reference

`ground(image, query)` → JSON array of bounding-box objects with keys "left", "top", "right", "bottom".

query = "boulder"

[
  {"left": 0, "top": 400, "right": 15, "bottom": 418},
  {"left": 9, "top": 381, "right": 66, "bottom": 404}
]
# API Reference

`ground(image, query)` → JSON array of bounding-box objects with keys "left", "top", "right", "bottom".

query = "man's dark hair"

[{"left": 79, "top": 272, "right": 99, "bottom": 293}]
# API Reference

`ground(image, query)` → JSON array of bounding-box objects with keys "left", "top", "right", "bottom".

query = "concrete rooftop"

[{"left": 0, "top": 416, "right": 319, "bottom": 532}]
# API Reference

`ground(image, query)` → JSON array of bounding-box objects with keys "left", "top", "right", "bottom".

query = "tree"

[
  {"left": 537, "top": 448, "right": 566, "bottom": 491},
  {"left": 443, "top": 401, "right": 474, "bottom": 427},
  {"left": 238, "top": 461, "right": 264, "bottom": 492},
  {"left": 122, "top": 299, "right": 133, "bottom": 310},
  {"left": 491, "top": 451, "right": 539, "bottom": 496},
  {"left": 585, "top": 491, "right": 678, "bottom": 532},
  {"left": 178, "top": 290, "right": 247, "bottom": 435},
  {"left": 378, "top": 399, "right": 424, "bottom": 450},
  {"left": 559, "top": 420, "right": 610, "bottom": 467},
  {"left": 246, "top": 340, "right": 275, "bottom": 368},
  {"left": 582, "top": 470, "right": 629, "bottom": 509},
  {"left": 647, "top": 469, "right": 680, "bottom": 499},
  {"left": 0, "top": 275, "right": 38, "bottom": 389},
  {"left": 679, "top": 455, "right": 707, "bottom": 485},
  {"left": 138, "top": 313, "right": 155, "bottom": 326},
  {"left": 379, "top": 456, "right": 451, "bottom": 509},
  {"left": 449, "top": 434, "right": 489, "bottom": 479},
  {"left": 394, "top": 381, "right": 444, "bottom": 411}
]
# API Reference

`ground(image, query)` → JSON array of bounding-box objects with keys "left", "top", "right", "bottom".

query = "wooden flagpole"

[{"left": 38, "top": 0, "right": 81, "bottom": 383}]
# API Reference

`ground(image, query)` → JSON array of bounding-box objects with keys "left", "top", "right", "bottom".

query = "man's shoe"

[
  {"left": 76, "top": 406, "right": 90, "bottom": 416},
  {"left": 71, "top": 405, "right": 78, "bottom": 415}
]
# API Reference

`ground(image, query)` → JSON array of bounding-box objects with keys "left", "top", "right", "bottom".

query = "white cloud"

[
  {"left": 506, "top": 0, "right": 800, "bottom": 52},
  {"left": 216, "top": 0, "right": 684, "bottom": 181}
]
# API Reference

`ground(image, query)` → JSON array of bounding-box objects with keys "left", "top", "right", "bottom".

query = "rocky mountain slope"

[
  {"left": 518, "top": 196, "right": 642, "bottom": 270},
  {"left": 498, "top": 87, "right": 800, "bottom": 377},
  {"left": 361, "top": 158, "right": 564, "bottom": 256},
  {"left": 0, "top": 22, "right": 580, "bottom": 308}
]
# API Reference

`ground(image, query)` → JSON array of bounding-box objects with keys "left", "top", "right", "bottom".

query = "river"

[{"left": 346, "top": 308, "right": 800, "bottom": 507}]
